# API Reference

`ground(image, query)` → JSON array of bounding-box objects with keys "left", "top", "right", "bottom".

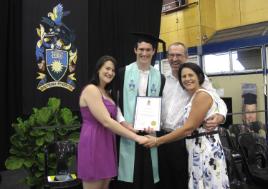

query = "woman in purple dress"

[{"left": 78, "top": 55, "right": 148, "bottom": 189}]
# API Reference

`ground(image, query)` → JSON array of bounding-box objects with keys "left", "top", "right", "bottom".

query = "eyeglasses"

[{"left": 168, "top": 53, "right": 184, "bottom": 58}]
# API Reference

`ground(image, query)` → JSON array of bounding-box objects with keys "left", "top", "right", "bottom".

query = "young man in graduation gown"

[{"left": 110, "top": 33, "right": 166, "bottom": 189}]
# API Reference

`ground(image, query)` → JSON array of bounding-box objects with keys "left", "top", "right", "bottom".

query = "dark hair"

[
  {"left": 178, "top": 62, "right": 205, "bottom": 89},
  {"left": 90, "top": 55, "right": 118, "bottom": 103},
  {"left": 134, "top": 39, "right": 156, "bottom": 50}
]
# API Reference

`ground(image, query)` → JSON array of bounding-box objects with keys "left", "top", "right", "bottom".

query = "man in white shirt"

[{"left": 158, "top": 42, "right": 227, "bottom": 189}]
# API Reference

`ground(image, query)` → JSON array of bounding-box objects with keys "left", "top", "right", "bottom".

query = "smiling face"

[
  {"left": 134, "top": 41, "right": 155, "bottom": 69},
  {"left": 168, "top": 44, "right": 188, "bottom": 77},
  {"left": 98, "top": 60, "right": 115, "bottom": 86},
  {"left": 181, "top": 67, "right": 200, "bottom": 93}
]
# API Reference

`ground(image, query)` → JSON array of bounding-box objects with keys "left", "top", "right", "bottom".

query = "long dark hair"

[
  {"left": 90, "top": 55, "right": 118, "bottom": 104},
  {"left": 178, "top": 62, "right": 205, "bottom": 89}
]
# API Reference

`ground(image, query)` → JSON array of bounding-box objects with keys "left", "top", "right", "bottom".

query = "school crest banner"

[{"left": 22, "top": 0, "right": 88, "bottom": 114}]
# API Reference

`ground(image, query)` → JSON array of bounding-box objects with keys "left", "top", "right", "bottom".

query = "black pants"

[
  {"left": 157, "top": 130, "right": 188, "bottom": 189},
  {"left": 110, "top": 133, "right": 159, "bottom": 189}
]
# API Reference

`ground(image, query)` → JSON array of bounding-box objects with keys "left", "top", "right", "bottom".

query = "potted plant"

[{"left": 5, "top": 97, "right": 80, "bottom": 188}]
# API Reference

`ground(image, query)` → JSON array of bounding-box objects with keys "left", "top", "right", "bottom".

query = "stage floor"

[{"left": 0, "top": 169, "right": 29, "bottom": 189}]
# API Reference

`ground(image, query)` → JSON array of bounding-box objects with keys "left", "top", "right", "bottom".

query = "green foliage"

[{"left": 5, "top": 97, "right": 80, "bottom": 188}]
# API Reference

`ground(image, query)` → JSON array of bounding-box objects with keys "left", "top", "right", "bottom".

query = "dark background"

[{"left": 0, "top": 0, "right": 163, "bottom": 170}]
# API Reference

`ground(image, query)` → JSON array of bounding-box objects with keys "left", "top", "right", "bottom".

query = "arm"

[
  {"left": 116, "top": 107, "right": 137, "bottom": 133},
  {"left": 144, "top": 91, "right": 213, "bottom": 147},
  {"left": 202, "top": 76, "right": 227, "bottom": 128},
  {"left": 80, "top": 85, "right": 146, "bottom": 143},
  {"left": 116, "top": 106, "right": 125, "bottom": 123}
]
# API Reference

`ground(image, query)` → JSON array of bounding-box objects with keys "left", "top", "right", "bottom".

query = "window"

[
  {"left": 203, "top": 52, "right": 230, "bottom": 74},
  {"left": 231, "top": 48, "right": 262, "bottom": 71},
  {"left": 188, "top": 55, "right": 200, "bottom": 66},
  {"left": 203, "top": 47, "right": 262, "bottom": 75},
  {"left": 266, "top": 46, "right": 268, "bottom": 67}
]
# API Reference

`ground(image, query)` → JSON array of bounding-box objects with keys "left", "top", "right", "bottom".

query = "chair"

[
  {"left": 218, "top": 127, "right": 248, "bottom": 188},
  {"left": 238, "top": 132, "right": 268, "bottom": 186},
  {"left": 44, "top": 141, "right": 82, "bottom": 189},
  {"left": 229, "top": 124, "right": 251, "bottom": 149}
]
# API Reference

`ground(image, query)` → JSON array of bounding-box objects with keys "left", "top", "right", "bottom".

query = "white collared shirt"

[
  {"left": 116, "top": 69, "right": 149, "bottom": 122},
  {"left": 161, "top": 71, "right": 227, "bottom": 131},
  {"left": 138, "top": 69, "right": 149, "bottom": 96}
]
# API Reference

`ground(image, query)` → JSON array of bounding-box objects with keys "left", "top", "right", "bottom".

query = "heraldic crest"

[{"left": 35, "top": 3, "right": 77, "bottom": 91}]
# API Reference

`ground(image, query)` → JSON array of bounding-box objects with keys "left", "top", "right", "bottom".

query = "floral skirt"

[{"left": 186, "top": 133, "right": 230, "bottom": 189}]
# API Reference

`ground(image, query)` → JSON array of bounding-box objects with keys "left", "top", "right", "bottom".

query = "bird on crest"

[{"left": 48, "top": 3, "right": 70, "bottom": 26}]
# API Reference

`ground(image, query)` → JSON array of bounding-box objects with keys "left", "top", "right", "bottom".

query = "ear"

[
  {"left": 134, "top": 47, "right": 138, "bottom": 54},
  {"left": 152, "top": 48, "right": 156, "bottom": 55}
]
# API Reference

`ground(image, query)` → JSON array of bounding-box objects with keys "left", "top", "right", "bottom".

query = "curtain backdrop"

[
  {"left": 0, "top": 0, "right": 162, "bottom": 170},
  {"left": 0, "top": 0, "right": 22, "bottom": 171}
]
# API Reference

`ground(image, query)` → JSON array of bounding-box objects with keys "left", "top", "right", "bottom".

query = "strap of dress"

[{"left": 96, "top": 86, "right": 104, "bottom": 97}]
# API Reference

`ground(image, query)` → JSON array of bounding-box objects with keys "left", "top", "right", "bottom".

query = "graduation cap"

[
  {"left": 243, "top": 93, "right": 257, "bottom": 104},
  {"left": 131, "top": 32, "right": 166, "bottom": 58}
]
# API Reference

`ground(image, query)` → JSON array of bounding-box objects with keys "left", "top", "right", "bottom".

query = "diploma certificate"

[{"left": 133, "top": 96, "right": 161, "bottom": 131}]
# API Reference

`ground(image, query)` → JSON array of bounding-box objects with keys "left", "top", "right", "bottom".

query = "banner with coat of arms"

[
  {"left": 22, "top": 0, "right": 88, "bottom": 114},
  {"left": 35, "top": 3, "right": 77, "bottom": 92}
]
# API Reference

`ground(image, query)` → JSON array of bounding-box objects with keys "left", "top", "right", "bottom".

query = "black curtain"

[
  {"left": 0, "top": 0, "right": 22, "bottom": 170},
  {"left": 89, "top": 0, "right": 163, "bottom": 69},
  {"left": 0, "top": 0, "right": 162, "bottom": 170}
]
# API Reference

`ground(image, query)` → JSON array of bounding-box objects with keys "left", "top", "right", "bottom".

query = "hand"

[
  {"left": 121, "top": 121, "right": 138, "bottom": 133},
  {"left": 143, "top": 135, "right": 158, "bottom": 148},
  {"left": 204, "top": 113, "right": 224, "bottom": 131},
  {"left": 135, "top": 135, "right": 149, "bottom": 145},
  {"left": 143, "top": 127, "right": 155, "bottom": 134}
]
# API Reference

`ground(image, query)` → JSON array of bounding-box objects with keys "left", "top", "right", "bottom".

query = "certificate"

[{"left": 133, "top": 96, "right": 161, "bottom": 131}]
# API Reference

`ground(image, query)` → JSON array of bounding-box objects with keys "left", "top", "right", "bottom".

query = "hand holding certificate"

[{"left": 133, "top": 96, "right": 162, "bottom": 131}]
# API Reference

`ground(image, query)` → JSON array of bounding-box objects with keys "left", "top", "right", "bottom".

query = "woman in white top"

[{"left": 144, "top": 63, "right": 230, "bottom": 189}]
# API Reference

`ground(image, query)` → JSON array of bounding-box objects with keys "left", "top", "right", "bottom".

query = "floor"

[
  {"left": 0, "top": 169, "right": 83, "bottom": 189},
  {"left": 0, "top": 169, "right": 29, "bottom": 189},
  {"left": 0, "top": 169, "right": 266, "bottom": 189}
]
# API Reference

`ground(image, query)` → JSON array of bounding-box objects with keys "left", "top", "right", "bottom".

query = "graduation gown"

[{"left": 111, "top": 66, "right": 165, "bottom": 189}]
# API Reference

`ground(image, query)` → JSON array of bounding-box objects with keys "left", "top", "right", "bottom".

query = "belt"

[{"left": 186, "top": 130, "right": 218, "bottom": 139}]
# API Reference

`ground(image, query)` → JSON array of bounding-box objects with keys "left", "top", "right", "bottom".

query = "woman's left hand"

[{"left": 143, "top": 135, "right": 158, "bottom": 148}]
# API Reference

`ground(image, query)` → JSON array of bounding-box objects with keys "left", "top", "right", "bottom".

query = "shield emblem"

[{"left": 46, "top": 49, "right": 68, "bottom": 81}]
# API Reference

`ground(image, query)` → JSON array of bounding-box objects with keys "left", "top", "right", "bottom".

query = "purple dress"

[{"left": 78, "top": 97, "right": 117, "bottom": 181}]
